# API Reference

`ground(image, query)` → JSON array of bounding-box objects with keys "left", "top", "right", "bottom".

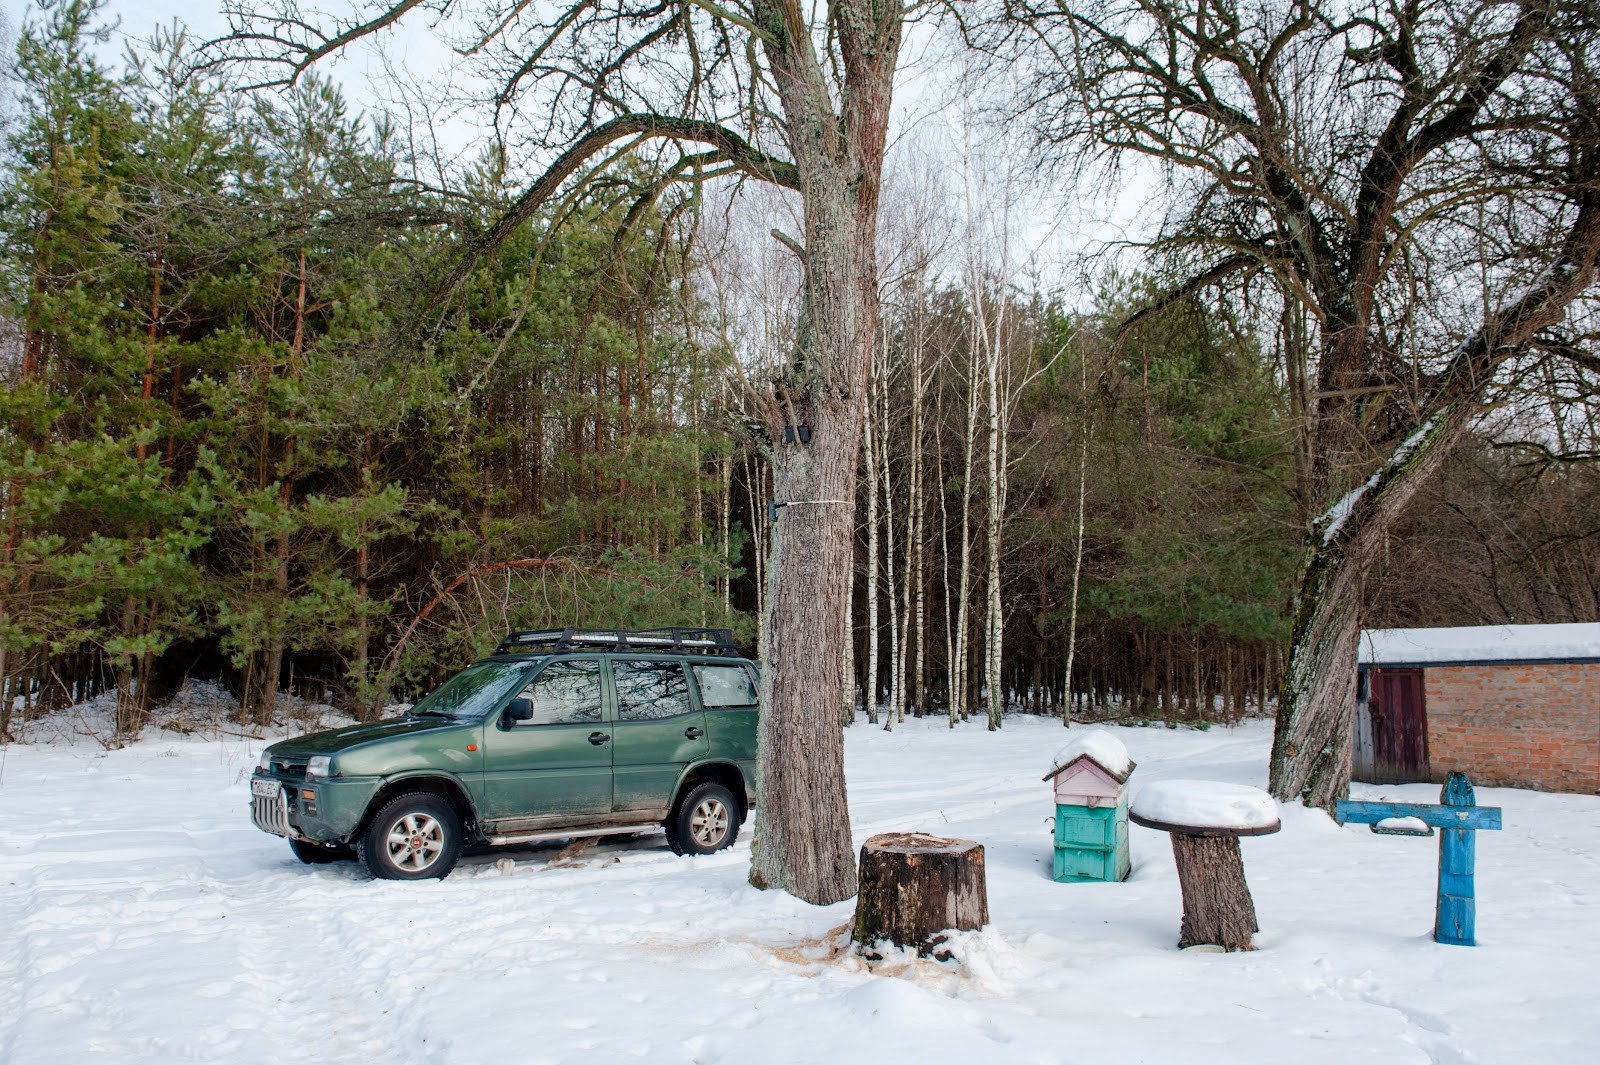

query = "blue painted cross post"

[{"left": 1334, "top": 772, "right": 1503, "bottom": 946}]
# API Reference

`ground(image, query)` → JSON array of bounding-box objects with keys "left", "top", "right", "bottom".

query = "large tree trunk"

[
  {"left": 746, "top": 0, "right": 901, "bottom": 906},
  {"left": 1272, "top": 187, "right": 1600, "bottom": 806},
  {"left": 749, "top": 185, "right": 877, "bottom": 906},
  {"left": 751, "top": 372, "right": 865, "bottom": 904}
]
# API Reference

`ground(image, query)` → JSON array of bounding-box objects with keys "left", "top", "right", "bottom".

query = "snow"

[
  {"left": 1359, "top": 623, "right": 1600, "bottom": 665},
  {"left": 1320, "top": 471, "right": 1381, "bottom": 545},
  {"left": 1044, "top": 727, "right": 1132, "bottom": 780},
  {"left": 1319, "top": 418, "right": 1437, "bottom": 545},
  {"left": 6, "top": 679, "right": 365, "bottom": 746},
  {"left": 1131, "top": 779, "right": 1281, "bottom": 831},
  {"left": 2, "top": 714, "right": 1598, "bottom": 1064},
  {"left": 1375, "top": 816, "right": 1432, "bottom": 835}
]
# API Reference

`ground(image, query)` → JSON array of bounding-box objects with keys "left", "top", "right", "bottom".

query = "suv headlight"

[
  {"left": 257, "top": 750, "right": 272, "bottom": 771},
  {"left": 305, "top": 755, "right": 335, "bottom": 779}
]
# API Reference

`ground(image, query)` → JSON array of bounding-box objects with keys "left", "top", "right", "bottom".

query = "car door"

[
  {"left": 608, "top": 657, "right": 708, "bottom": 815},
  {"left": 691, "top": 661, "right": 759, "bottom": 771},
  {"left": 479, "top": 656, "right": 613, "bottom": 823}
]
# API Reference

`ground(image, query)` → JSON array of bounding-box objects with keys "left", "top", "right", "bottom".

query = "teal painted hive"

[
  {"left": 1053, "top": 795, "right": 1132, "bottom": 882},
  {"left": 1042, "top": 730, "right": 1135, "bottom": 884}
]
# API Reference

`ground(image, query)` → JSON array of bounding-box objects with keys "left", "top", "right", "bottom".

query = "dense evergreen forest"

[{"left": 1, "top": 0, "right": 1595, "bottom": 743}]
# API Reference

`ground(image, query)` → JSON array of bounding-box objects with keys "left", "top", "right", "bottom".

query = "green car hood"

[{"left": 266, "top": 716, "right": 468, "bottom": 760}]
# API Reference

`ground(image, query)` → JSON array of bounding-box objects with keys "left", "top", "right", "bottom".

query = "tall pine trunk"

[{"left": 255, "top": 248, "right": 309, "bottom": 724}]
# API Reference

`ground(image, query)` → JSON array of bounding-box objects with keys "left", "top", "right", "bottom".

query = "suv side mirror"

[{"left": 506, "top": 697, "right": 534, "bottom": 724}]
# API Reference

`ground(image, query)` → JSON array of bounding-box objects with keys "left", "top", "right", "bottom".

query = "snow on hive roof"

[
  {"left": 1131, "top": 780, "right": 1280, "bottom": 832},
  {"left": 1043, "top": 728, "right": 1134, "bottom": 782},
  {"left": 1359, "top": 623, "right": 1600, "bottom": 666}
]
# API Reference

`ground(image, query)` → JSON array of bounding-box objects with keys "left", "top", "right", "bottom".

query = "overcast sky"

[{"left": 1, "top": 0, "right": 1159, "bottom": 296}]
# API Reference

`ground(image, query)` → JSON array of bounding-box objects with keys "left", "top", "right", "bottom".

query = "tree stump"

[
  {"left": 851, "top": 833, "right": 988, "bottom": 958},
  {"left": 1170, "top": 833, "right": 1259, "bottom": 951},
  {"left": 1130, "top": 779, "right": 1281, "bottom": 952}
]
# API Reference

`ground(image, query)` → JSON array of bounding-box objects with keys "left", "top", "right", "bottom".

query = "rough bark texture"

[
  {"left": 1025, "top": 0, "right": 1599, "bottom": 811},
  {"left": 851, "top": 833, "right": 989, "bottom": 957},
  {"left": 1273, "top": 180, "right": 1600, "bottom": 807},
  {"left": 746, "top": 0, "right": 902, "bottom": 906},
  {"left": 752, "top": 393, "right": 865, "bottom": 903},
  {"left": 1170, "top": 834, "right": 1259, "bottom": 951}
]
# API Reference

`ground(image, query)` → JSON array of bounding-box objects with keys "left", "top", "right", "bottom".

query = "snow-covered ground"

[{"left": 1, "top": 713, "right": 1595, "bottom": 1064}]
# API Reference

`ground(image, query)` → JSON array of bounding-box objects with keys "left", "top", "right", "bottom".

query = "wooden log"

[
  {"left": 851, "top": 833, "right": 988, "bottom": 958},
  {"left": 1170, "top": 833, "right": 1259, "bottom": 951}
]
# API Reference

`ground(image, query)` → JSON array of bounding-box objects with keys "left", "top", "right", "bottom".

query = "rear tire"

[
  {"left": 290, "top": 838, "right": 354, "bottom": 864},
  {"left": 358, "top": 793, "right": 463, "bottom": 880},
  {"left": 665, "top": 782, "right": 739, "bottom": 856}
]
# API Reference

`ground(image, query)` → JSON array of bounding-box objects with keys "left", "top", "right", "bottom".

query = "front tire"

[
  {"left": 666, "top": 782, "right": 739, "bottom": 856},
  {"left": 358, "top": 793, "right": 462, "bottom": 880}
]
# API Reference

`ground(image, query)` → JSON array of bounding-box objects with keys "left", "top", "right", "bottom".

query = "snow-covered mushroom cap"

[
  {"left": 1131, "top": 780, "right": 1279, "bottom": 832},
  {"left": 1043, "top": 729, "right": 1133, "bottom": 782}
]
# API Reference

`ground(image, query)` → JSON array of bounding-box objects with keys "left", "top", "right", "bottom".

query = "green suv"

[{"left": 249, "top": 628, "right": 759, "bottom": 880}]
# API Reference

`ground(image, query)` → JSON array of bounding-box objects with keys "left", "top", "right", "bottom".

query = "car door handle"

[
  {"left": 684, "top": 727, "right": 704, "bottom": 740},
  {"left": 588, "top": 732, "right": 610, "bottom": 745}
]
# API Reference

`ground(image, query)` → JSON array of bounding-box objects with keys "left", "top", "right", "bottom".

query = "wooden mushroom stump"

[
  {"left": 851, "top": 833, "right": 989, "bottom": 959},
  {"left": 1129, "top": 781, "right": 1281, "bottom": 952}
]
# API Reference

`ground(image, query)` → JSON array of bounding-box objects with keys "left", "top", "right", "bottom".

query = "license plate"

[{"left": 251, "top": 779, "right": 281, "bottom": 798}]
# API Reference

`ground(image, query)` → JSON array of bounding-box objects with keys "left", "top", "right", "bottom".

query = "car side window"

[
  {"left": 693, "top": 664, "right": 758, "bottom": 709},
  {"left": 517, "top": 660, "right": 602, "bottom": 725},
  {"left": 614, "top": 659, "right": 692, "bottom": 721}
]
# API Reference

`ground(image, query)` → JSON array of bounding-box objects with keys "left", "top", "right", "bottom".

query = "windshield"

[{"left": 408, "top": 660, "right": 533, "bottom": 721}]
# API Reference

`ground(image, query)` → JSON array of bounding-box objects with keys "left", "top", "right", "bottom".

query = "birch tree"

[{"left": 863, "top": 343, "right": 882, "bottom": 723}]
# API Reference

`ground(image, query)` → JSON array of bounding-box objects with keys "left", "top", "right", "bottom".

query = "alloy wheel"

[{"left": 386, "top": 812, "right": 444, "bottom": 871}]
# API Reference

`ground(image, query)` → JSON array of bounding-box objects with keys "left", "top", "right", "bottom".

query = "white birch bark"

[
  {"left": 951, "top": 333, "right": 980, "bottom": 726},
  {"left": 1062, "top": 348, "right": 1089, "bottom": 727},
  {"left": 879, "top": 345, "right": 902, "bottom": 728},
  {"left": 983, "top": 295, "right": 1005, "bottom": 730},
  {"left": 863, "top": 353, "right": 881, "bottom": 725},
  {"left": 904, "top": 296, "right": 925, "bottom": 722}
]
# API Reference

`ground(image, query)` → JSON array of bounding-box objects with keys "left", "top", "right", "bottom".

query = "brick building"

[{"left": 1354, "top": 623, "right": 1600, "bottom": 794}]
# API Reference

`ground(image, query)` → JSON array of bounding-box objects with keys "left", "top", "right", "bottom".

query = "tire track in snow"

[
  {"left": 0, "top": 862, "right": 36, "bottom": 1065},
  {"left": 229, "top": 883, "right": 396, "bottom": 1060}
]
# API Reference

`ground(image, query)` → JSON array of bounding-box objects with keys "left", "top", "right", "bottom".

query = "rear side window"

[
  {"left": 614, "top": 659, "right": 692, "bottom": 721},
  {"left": 693, "top": 664, "right": 758, "bottom": 709}
]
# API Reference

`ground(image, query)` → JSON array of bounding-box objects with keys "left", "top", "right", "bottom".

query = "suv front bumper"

[
  {"left": 251, "top": 777, "right": 297, "bottom": 837},
  {"left": 250, "top": 772, "right": 375, "bottom": 843}
]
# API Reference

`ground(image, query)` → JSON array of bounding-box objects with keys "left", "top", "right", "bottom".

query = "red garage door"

[{"left": 1367, "top": 667, "right": 1430, "bottom": 783}]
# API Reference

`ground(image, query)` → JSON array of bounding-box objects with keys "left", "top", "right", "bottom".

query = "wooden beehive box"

[
  {"left": 1043, "top": 731, "right": 1135, "bottom": 884},
  {"left": 1050, "top": 757, "right": 1128, "bottom": 807}
]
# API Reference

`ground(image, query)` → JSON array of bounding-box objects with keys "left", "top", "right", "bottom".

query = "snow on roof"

[
  {"left": 1043, "top": 728, "right": 1134, "bottom": 782},
  {"left": 1131, "top": 780, "right": 1280, "bottom": 832},
  {"left": 1358, "top": 624, "right": 1600, "bottom": 666}
]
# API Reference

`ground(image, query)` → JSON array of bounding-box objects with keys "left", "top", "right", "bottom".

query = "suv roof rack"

[{"left": 493, "top": 627, "right": 743, "bottom": 658}]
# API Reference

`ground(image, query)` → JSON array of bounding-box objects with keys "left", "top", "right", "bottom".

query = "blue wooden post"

[
  {"left": 1436, "top": 772, "right": 1477, "bottom": 946},
  {"left": 1334, "top": 773, "right": 1501, "bottom": 947}
]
